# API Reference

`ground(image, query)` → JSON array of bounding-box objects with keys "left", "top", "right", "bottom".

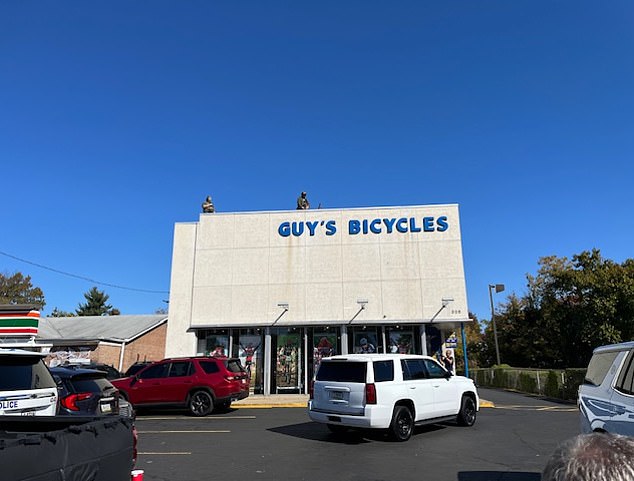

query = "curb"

[
  {"left": 233, "top": 399, "right": 496, "bottom": 409},
  {"left": 234, "top": 403, "right": 307, "bottom": 409}
]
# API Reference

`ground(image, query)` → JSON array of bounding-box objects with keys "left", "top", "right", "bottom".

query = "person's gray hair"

[{"left": 542, "top": 433, "right": 634, "bottom": 481}]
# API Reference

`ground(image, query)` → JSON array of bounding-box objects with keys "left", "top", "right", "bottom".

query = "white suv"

[
  {"left": 0, "top": 349, "right": 58, "bottom": 416},
  {"left": 308, "top": 354, "right": 479, "bottom": 441},
  {"left": 578, "top": 341, "right": 634, "bottom": 436}
]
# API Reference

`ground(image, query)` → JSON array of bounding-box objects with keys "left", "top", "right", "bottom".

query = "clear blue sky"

[{"left": 2, "top": 1, "right": 633, "bottom": 323}]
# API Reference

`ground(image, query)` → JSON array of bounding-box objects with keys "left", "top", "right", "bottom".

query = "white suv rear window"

[{"left": 316, "top": 361, "right": 366, "bottom": 382}]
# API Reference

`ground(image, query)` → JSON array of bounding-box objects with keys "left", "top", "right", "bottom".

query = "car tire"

[
  {"left": 188, "top": 390, "right": 214, "bottom": 416},
  {"left": 457, "top": 395, "right": 477, "bottom": 427},
  {"left": 389, "top": 405, "right": 413, "bottom": 442}
]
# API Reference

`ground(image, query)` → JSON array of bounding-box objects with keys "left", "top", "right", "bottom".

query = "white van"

[
  {"left": 0, "top": 349, "right": 58, "bottom": 416},
  {"left": 578, "top": 341, "right": 634, "bottom": 435}
]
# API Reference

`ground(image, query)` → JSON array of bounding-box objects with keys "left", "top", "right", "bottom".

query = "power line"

[{"left": 0, "top": 249, "right": 169, "bottom": 294}]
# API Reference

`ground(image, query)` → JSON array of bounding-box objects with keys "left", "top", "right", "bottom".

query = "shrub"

[
  {"left": 518, "top": 372, "right": 537, "bottom": 394},
  {"left": 492, "top": 368, "right": 509, "bottom": 388},
  {"left": 544, "top": 370, "right": 560, "bottom": 398},
  {"left": 562, "top": 368, "right": 587, "bottom": 401}
]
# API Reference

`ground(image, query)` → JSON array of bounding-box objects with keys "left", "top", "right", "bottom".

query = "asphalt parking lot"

[{"left": 135, "top": 388, "right": 579, "bottom": 481}]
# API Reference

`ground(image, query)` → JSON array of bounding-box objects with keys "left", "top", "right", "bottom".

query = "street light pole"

[{"left": 488, "top": 283, "right": 505, "bottom": 366}]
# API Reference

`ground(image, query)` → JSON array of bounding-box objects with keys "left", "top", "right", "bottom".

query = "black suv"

[
  {"left": 51, "top": 366, "right": 119, "bottom": 416},
  {"left": 61, "top": 362, "right": 123, "bottom": 380}
]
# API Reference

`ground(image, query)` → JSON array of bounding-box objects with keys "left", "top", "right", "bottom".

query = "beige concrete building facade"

[{"left": 167, "top": 204, "right": 470, "bottom": 395}]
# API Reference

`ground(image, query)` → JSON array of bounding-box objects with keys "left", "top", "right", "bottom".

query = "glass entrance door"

[{"left": 271, "top": 328, "right": 302, "bottom": 394}]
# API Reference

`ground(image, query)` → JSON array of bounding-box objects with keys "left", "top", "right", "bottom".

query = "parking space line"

[
  {"left": 139, "top": 452, "right": 192, "bottom": 455},
  {"left": 136, "top": 415, "right": 256, "bottom": 421},
  {"left": 491, "top": 405, "right": 577, "bottom": 412},
  {"left": 138, "top": 430, "right": 230, "bottom": 434}
]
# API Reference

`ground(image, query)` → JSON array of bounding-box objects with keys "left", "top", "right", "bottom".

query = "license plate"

[
  {"left": 331, "top": 391, "right": 344, "bottom": 401},
  {"left": 100, "top": 403, "right": 112, "bottom": 413}
]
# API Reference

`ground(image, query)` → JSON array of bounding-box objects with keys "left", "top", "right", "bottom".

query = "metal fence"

[{"left": 469, "top": 367, "right": 586, "bottom": 401}]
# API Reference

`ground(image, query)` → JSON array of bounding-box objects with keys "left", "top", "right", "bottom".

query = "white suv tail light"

[{"left": 365, "top": 383, "right": 377, "bottom": 404}]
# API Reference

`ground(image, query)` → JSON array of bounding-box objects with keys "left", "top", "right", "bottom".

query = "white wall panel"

[{"left": 172, "top": 204, "right": 469, "bottom": 332}]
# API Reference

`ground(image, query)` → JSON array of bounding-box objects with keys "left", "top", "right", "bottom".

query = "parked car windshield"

[
  {"left": 125, "top": 363, "right": 150, "bottom": 377},
  {"left": 316, "top": 361, "right": 366, "bottom": 383},
  {"left": 0, "top": 356, "right": 56, "bottom": 390}
]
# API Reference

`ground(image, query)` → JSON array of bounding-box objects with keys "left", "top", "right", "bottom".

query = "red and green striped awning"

[{"left": 0, "top": 309, "right": 39, "bottom": 336}]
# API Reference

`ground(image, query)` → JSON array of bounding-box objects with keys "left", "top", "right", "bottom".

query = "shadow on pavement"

[
  {"left": 458, "top": 472, "right": 540, "bottom": 481},
  {"left": 268, "top": 422, "right": 370, "bottom": 444},
  {"left": 134, "top": 406, "right": 239, "bottom": 417},
  {"left": 268, "top": 421, "right": 447, "bottom": 444}
]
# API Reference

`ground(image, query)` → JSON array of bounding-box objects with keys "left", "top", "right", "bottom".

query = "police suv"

[
  {"left": 0, "top": 348, "right": 58, "bottom": 416},
  {"left": 579, "top": 341, "right": 634, "bottom": 436},
  {"left": 308, "top": 354, "right": 479, "bottom": 441}
]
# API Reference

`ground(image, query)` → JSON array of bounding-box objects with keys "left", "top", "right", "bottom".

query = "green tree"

[
  {"left": 0, "top": 272, "right": 45, "bottom": 308},
  {"left": 76, "top": 287, "right": 120, "bottom": 316},
  {"left": 49, "top": 307, "right": 76, "bottom": 317},
  {"left": 487, "top": 249, "right": 634, "bottom": 369}
]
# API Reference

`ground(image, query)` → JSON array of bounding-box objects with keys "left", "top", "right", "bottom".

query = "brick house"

[{"left": 38, "top": 314, "right": 167, "bottom": 373}]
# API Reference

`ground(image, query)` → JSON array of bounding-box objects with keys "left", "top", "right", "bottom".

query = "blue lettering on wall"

[
  {"left": 278, "top": 222, "right": 291, "bottom": 237},
  {"left": 306, "top": 221, "right": 319, "bottom": 236},
  {"left": 396, "top": 217, "right": 408, "bottom": 233},
  {"left": 278, "top": 216, "right": 450, "bottom": 237},
  {"left": 436, "top": 216, "right": 449, "bottom": 232},
  {"left": 383, "top": 218, "right": 396, "bottom": 234},
  {"left": 291, "top": 222, "right": 304, "bottom": 236}
]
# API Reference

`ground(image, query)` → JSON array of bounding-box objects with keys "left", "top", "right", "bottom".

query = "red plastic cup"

[{"left": 131, "top": 470, "right": 144, "bottom": 481}]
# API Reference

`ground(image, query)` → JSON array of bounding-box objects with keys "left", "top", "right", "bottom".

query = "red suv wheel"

[{"left": 188, "top": 390, "right": 214, "bottom": 416}]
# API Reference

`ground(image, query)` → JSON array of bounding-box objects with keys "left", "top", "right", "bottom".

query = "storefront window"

[
  {"left": 425, "top": 325, "right": 442, "bottom": 360},
  {"left": 196, "top": 329, "right": 229, "bottom": 357},
  {"left": 271, "top": 328, "right": 302, "bottom": 394},
  {"left": 350, "top": 328, "right": 380, "bottom": 354},
  {"left": 387, "top": 327, "right": 414, "bottom": 354},
  {"left": 233, "top": 329, "right": 264, "bottom": 394},
  {"left": 310, "top": 328, "right": 339, "bottom": 379}
]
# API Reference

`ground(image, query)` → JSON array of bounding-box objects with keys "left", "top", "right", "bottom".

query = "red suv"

[{"left": 111, "top": 357, "right": 249, "bottom": 416}]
